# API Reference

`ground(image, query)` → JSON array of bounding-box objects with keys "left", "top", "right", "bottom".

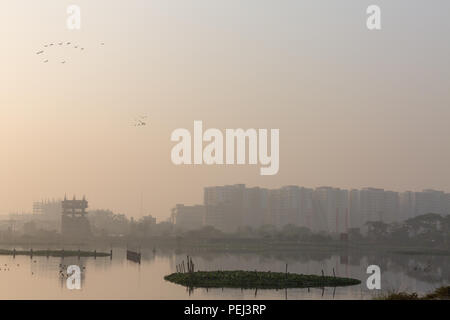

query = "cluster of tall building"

[
  {"left": 32, "top": 199, "right": 62, "bottom": 220},
  {"left": 30, "top": 196, "right": 92, "bottom": 237},
  {"left": 173, "top": 185, "right": 450, "bottom": 233}
]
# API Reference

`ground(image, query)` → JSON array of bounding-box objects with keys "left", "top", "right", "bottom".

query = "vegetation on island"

[
  {"left": 376, "top": 286, "right": 450, "bottom": 300},
  {"left": 164, "top": 270, "right": 361, "bottom": 289}
]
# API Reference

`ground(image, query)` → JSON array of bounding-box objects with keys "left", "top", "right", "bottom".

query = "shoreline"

[{"left": 0, "top": 237, "right": 448, "bottom": 256}]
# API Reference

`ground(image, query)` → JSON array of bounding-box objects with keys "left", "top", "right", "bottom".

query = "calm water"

[{"left": 0, "top": 246, "right": 448, "bottom": 299}]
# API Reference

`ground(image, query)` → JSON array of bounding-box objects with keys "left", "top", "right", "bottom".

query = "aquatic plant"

[
  {"left": 376, "top": 286, "right": 450, "bottom": 300},
  {"left": 164, "top": 270, "right": 361, "bottom": 289}
]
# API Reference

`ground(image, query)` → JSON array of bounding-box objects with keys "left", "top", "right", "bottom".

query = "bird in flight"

[
  {"left": 134, "top": 115, "right": 148, "bottom": 127},
  {"left": 43, "top": 60, "right": 48, "bottom": 63},
  {"left": 36, "top": 50, "right": 44, "bottom": 55}
]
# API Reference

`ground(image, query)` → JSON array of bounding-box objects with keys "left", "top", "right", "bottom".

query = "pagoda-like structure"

[{"left": 61, "top": 195, "right": 91, "bottom": 238}]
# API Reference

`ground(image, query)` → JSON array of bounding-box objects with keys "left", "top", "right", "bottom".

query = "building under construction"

[{"left": 61, "top": 195, "right": 91, "bottom": 238}]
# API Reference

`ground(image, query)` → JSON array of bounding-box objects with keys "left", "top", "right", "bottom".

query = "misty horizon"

[{"left": 3, "top": 183, "right": 450, "bottom": 221}]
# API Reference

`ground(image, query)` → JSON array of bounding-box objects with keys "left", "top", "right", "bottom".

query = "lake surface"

[{"left": 0, "top": 246, "right": 448, "bottom": 299}]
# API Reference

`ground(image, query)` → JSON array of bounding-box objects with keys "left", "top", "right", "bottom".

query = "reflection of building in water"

[{"left": 61, "top": 196, "right": 91, "bottom": 238}]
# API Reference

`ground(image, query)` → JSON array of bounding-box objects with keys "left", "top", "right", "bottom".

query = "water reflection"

[{"left": 0, "top": 246, "right": 448, "bottom": 299}]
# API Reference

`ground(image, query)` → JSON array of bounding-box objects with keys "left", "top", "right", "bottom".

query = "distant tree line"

[
  {"left": 362, "top": 213, "right": 450, "bottom": 246},
  {"left": 177, "top": 213, "right": 450, "bottom": 247},
  {"left": 2, "top": 210, "right": 448, "bottom": 248},
  {"left": 89, "top": 210, "right": 450, "bottom": 246}
]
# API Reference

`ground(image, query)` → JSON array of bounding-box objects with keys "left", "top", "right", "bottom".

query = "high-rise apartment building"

[
  {"left": 399, "top": 191, "right": 415, "bottom": 221},
  {"left": 204, "top": 184, "right": 245, "bottom": 232},
  {"left": 173, "top": 204, "right": 205, "bottom": 231},
  {"left": 313, "top": 187, "right": 348, "bottom": 233},
  {"left": 415, "top": 189, "right": 447, "bottom": 216},
  {"left": 173, "top": 185, "right": 450, "bottom": 233},
  {"left": 243, "top": 187, "right": 269, "bottom": 228}
]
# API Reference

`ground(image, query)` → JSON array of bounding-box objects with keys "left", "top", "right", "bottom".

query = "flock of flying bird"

[
  {"left": 36, "top": 41, "right": 105, "bottom": 64},
  {"left": 36, "top": 42, "right": 148, "bottom": 129}
]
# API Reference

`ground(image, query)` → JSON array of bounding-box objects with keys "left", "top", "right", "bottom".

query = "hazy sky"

[{"left": 1, "top": 0, "right": 450, "bottom": 219}]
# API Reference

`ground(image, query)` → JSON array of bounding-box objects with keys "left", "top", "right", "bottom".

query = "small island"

[{"left": 165, "top": 270, "right": 361, "bottom": 289}]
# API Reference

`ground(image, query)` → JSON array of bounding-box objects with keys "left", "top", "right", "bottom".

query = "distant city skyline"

[
  {"left": 173, "top": 184, "right": 450, "bottom": 233},
  {"left": 3, "top": 183, "right": 450, "bottom": 220},
  {"left": 4, "top": 183, "right": 448, "bottom": 241}
]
